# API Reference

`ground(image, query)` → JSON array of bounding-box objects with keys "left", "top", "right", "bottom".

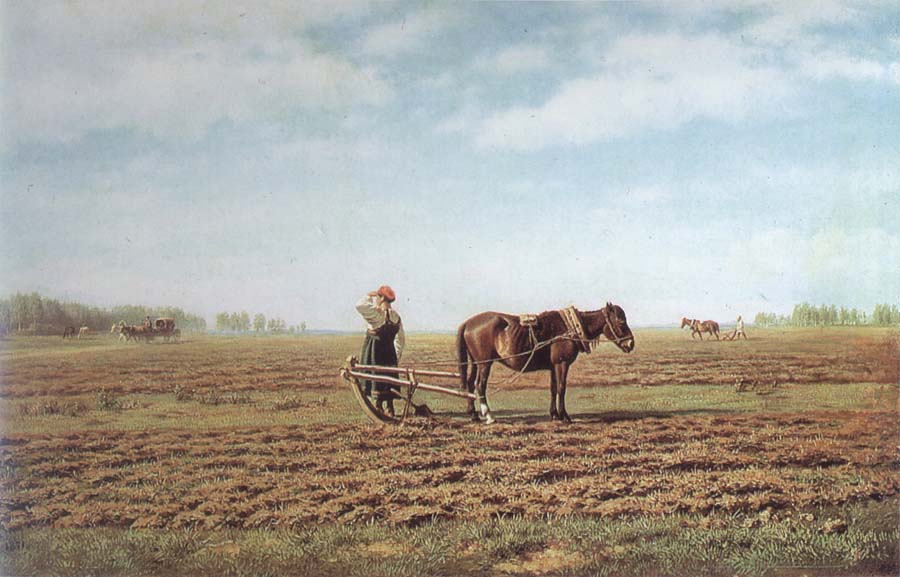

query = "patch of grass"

[
  {"left": 16, "top": 399, "right": 87, "bottom": 418},
  {"left": 95, "top": 389, "right": 139, "bottom": 411},
  {"left": 196, "top": 389, "right": 254, "bottom": 406},
  {"left": 2, "top": 382, "right": 895, "bottom": 436},
  {"left": 2, "top": 500, "right": 896, "bottom": 577}
]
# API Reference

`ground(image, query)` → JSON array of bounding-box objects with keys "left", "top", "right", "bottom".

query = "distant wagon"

[{"left": 151, "top": 318, "right": 181, "bottom": 342}]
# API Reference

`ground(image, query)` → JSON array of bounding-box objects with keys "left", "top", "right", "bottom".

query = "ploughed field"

[{"left": 0, "top": 328, "right": 898, "bottom": 576}]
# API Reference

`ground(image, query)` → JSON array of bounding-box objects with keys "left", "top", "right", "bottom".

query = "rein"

[
  {"left": 601, "top": 307, "right": 631, "bottom": 347},
  {"left": 407, "top": 309, "right": 629, "bottom": 369}
]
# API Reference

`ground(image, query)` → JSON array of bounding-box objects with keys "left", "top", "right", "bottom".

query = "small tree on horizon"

[
  {"left": 253, "top": 313, "right": 266, "bottom": 333},
  {"left": 215, "top": 312, "right": 229, "bottom": 332}
]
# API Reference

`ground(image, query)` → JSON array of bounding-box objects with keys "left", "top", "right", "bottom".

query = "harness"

[
  {"left": 560, "top": 306, "right": 592, "bottom": 353},
  {"left": 520, "top": 306, "right": 630, "bottom": 354},
  {"left": 518, "top": 313, "right": 539, "bottom": 349},
  {"left": 602, "top": 306, "right": 630, "bottom": 346}
]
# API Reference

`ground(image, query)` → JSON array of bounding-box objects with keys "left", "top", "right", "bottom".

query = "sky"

[{"left": 1, "top": 1, "right": 898, "bottom": 330}]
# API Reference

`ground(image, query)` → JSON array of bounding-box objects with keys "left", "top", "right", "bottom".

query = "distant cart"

[
  {"left": 151, "top": 318, "right": 181, "bottom": 342},
  {"left": 340, "top": 356, "right": 475, "bottom": 424}
]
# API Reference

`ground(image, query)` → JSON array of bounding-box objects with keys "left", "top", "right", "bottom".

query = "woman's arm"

[
  {"left": 395, "top": 321, "right": 405, "bottom": 362},
  {"left": 356, "top": 294, "right": 382, "bottom": 327}
]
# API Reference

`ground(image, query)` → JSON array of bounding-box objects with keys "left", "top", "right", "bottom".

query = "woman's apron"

[{"left": 359, "top": 313, "right": 400, "bottom": 397}]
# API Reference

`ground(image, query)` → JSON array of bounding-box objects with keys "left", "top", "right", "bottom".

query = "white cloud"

[
  {"left": 435, "top": 103, "right": 481, "bottom": 135},
  {"left": 744, "top": 0, "right": 861, "bottom": 45},
  {"left": 474, "top": 45, "right": 551, "bottom": 75},
  {"left": 890, "top": 63, "right": 900, "bottom": 85},
  {"left": 3, "top": 3, "right": 390, "bottom": 144},
  {"left": 626, "top": 185, "right": 671, "bottom": 203},
  {"left": 800, "top": 52, "right": 889, "bottom": 81},
  {"left": 270, "top": 134, "right": 386, "bottom": 176},
  {"left": 361, "top": 9, "right": 454, "bottom": 57},
  {"left": 476, "top": 33, "right": 789, "bottom": 151},
  {"left": 419, "top": 71, "right": 457, "bottom": 91}
]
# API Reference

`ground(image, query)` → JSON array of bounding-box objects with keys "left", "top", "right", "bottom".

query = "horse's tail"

[{"left": 456, "top": 322, "right": 469, "bottom": 392}]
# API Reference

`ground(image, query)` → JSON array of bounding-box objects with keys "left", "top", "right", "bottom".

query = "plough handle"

[
  {"left": 343, "top": 368, "right": 476, "bottom": 400},
  {"left": 352, "top": 363, "right": 461, "bottom": 379}
]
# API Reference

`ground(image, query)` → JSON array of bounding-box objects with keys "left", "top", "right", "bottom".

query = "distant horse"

[
  {"left": 62, "top": 326, "right": 76, "bottom": 339},
  {"left": 122, "top": 325, "right": 153, "bottom": 342},
  {"left": 77, "top": 326, "right": 90, "bottom": 339},
  {"left": 111, "top": 322, "right": 131, "bottom": 342},
  {"left": 680, "top": 317, "right": 719, "bottom": 340},
  {"left": 457, "top": 303, "right": 634, "bottom": 424}
]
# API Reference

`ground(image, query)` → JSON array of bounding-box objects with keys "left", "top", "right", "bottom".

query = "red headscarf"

[{"left": 377, "top": 285, "right": 396, "bottom": 302}]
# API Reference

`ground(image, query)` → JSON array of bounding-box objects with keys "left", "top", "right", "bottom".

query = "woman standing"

[{"left": 356, "top": 286, "right": 405, "bottom": 415}]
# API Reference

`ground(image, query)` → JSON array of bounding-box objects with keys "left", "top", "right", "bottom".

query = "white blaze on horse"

[{"left": 111, "top": 322, "right": 130, "bottom": 342}]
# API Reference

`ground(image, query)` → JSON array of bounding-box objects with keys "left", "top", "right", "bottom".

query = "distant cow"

[{"left": 62, "top": 326, "right": 76, "bottom": 339}]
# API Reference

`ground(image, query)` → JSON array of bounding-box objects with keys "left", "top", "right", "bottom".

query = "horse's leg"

[
  {"left": 476, "top": 363, "right": 495, "bottom": 425},
  {"left": 549, "top": 368, "right": 559, "bottom": 420},
  {"left": 556, "top": 362, "right": 572, "bottom": 423},
  {"left": 467, "top": 362, "right": 479, "bottom": 421}
]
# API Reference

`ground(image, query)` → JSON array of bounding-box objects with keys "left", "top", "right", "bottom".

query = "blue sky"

[{"left": 2, "top": 1, "right": 898, "bottom": 330}]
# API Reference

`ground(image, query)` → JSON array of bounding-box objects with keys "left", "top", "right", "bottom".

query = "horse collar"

[{"left": 560, "top": 306, "right": 591, "bottom": 353}]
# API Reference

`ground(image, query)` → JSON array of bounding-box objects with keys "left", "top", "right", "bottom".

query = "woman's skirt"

[{"left": 359, "top": 333, "right": 399, "bottom": 397}]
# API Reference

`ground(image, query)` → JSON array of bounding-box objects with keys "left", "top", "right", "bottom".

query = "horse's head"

[
  {"left": 680, "top": 317, "right": 692, "bottom": 329},
  {"left": 604, "top": 302, "right": 634, "bottom": 353}
]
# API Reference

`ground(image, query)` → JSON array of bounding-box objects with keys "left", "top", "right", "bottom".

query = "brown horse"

[
  {"left": 457, "top": 303, "right": 634, "bottom": 424},
  {"left": 62, "top": 326, "right": 76, "bottom": 339},
  {"left": 122, "top": 325, "right": 152, "bottom": 342},
  {"left": 680, "top": 317, "right": 719, "bottom": 340}
]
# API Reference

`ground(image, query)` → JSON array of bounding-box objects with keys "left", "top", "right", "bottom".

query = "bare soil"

[{"left": 1, "top": 328, "right": 897, "bottom": 533}]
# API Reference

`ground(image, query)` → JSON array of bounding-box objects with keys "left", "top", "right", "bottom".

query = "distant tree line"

[
  {"left": 0, "top": 292, "right": 207, "bottom": 335},
  {"left": 754, "top": 302, "right": 899, "bottom": 327},
  {"left": 215, "top": 311, "right": 307, "bottom": 334}
]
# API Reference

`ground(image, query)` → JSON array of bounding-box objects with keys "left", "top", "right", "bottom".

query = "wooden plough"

[{"left": 340, "top": 356, "right": 476, "bottom": 424}]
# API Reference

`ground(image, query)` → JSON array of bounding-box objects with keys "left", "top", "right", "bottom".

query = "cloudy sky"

[{"left": 2, "top": 1, "right": 898, "bottom": 330}]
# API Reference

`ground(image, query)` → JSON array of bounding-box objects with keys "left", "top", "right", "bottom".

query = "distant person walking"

[
  {"left": 735, "top": 315, "right": 747, "bottom": 339},
  {"left": 725, "top": 315, "right": 748, "bottom": 340},
  {"left": 356, "top": 286, "right": 405, "bottom": 416}
]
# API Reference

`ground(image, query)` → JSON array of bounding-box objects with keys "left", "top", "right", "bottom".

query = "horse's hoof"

[
  {"left": 471, "top": 414, "right": 481, "bottom": 423},
  {"left": 560, "top": 414, "right": 572, "bottom": 423},
  {"left": 484, "top": 415, "right": 496, "bottom": 425},
  {"left": 550, "top": 413, "right": 559, "bottom": 421}
]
